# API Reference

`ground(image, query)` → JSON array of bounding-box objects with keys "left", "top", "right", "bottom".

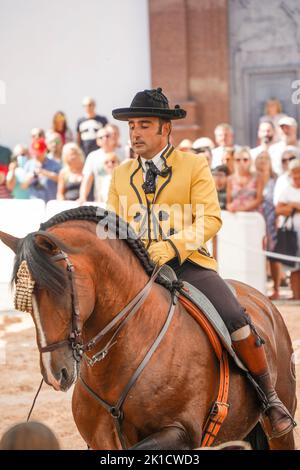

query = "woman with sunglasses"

[
  {"left": 226, "top": 147, "right": 263, "bottom": 212},
  {"left": 46, "top": 132, "right": 63, "bottom": 162}
]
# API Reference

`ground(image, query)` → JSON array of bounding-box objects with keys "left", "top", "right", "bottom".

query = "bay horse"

[{"left": 0, "top": 206, "right": 297, "bottom": 450}]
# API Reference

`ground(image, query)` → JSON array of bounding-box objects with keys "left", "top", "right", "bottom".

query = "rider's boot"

[{"left": 231, "top": 325, "right": 296, "bottom": 438}]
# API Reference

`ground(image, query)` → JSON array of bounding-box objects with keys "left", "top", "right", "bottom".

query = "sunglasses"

[
  {"left": 282, "top": 156, "right": 296, "bottom": 163},
  {"left": 98, "top": 134, "right": 112, "bottom": 139},
  {"left": 235, "top": 158, "right": 249, "bottom": 162},
  {"left": 195, "top": 147, "right": 210, "bottom": 154}
]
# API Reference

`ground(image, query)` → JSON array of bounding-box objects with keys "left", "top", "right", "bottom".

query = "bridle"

[
  {"left": 39, "top": 251, "right": 174, "bottom": 364},
  {"left": 38, "top": 251, "right": 83, "bottom": 362},
  {"left": 32, "top": 246, "right": 180, "bottom": 449}
]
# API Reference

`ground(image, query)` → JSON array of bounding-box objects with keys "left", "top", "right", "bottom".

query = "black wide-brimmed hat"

[{"left": 112, "top": 87, "right": 186, "bottom": 121}]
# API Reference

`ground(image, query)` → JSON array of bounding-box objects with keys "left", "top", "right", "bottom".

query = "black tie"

[{"left": 142, "top": 160, "right": 170, "bottom": 194}]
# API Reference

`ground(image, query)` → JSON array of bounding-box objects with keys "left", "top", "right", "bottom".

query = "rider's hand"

[{"left": 148, "top": 241, "right": 176, "bottom": 266}]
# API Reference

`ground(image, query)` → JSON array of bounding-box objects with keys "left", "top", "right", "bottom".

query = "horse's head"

[
  {"left": 0, "top": 229, "right": 96, "bottom": 392},
  {"left": 0, "top": 207, "right": 157, "bottom": 394}
]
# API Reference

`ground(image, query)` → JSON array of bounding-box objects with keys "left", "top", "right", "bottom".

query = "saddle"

[
  {"left": 160, "top": 265, "right": 247, "bottom": 370},
  {"left": 159, "top": 265, "right": 248, "bottom": 447}
]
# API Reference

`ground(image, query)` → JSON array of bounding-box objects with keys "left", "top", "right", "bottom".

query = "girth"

[{"left": 179, "top": 294, "right": 230, "bottom": 447}]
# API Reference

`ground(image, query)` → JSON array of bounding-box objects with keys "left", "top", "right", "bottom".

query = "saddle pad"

[
  {"left": 159, "top": 265, "right": 247, "bottom": 372},
  {"left": 225, "top": 280, "right": 236, "bottom": 297}
]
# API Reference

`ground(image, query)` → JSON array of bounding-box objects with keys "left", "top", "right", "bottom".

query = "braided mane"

[{"left": 39, "top": 205, "right": 180, "bottom": 292}]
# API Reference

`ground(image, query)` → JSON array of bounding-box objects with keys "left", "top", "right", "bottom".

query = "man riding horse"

[{"left": 108, "top": 87, "right": 294, "bottom": 438}]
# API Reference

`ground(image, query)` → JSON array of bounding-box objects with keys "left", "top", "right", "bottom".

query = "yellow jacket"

[{"left": 107, "top": 147, "right": 222, "bottom": 271}]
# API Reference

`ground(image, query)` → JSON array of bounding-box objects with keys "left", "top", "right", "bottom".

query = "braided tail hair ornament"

[{"left": 14, "top": 260, "right": 35, "bottom": 314}]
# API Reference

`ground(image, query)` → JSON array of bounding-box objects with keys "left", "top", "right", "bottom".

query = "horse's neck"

[
  {"left": 83, "top": 239, "right": 147, "bottom": 331},
  {"left": 82, "top": 239, "right": 170, "bottom": 355}
]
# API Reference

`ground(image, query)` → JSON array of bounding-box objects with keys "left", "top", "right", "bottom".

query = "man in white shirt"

[
  {"left": 76, "top": 97, "right": 108, "bottom": 156},
  {"left": 211, "top": 123, "right": 240, "bottom": 168},
  {"left": 79, "top": 126, "right": 117, "bottom": 203},
  {"left": 250, "top": 121, "right": 275, "bottom": 160},
  {"left": 273, "top": 147, "right": 300, "bottom": 205},
  {"left": 269, "top": 116, "right": 300, "bottom": 175}
]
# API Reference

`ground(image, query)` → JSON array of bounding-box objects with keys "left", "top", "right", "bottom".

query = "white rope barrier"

[{"left": 219, "top": 238, "right": 300, "bottom": 263}]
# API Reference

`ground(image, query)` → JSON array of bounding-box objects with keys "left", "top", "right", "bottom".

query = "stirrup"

[
  {"left": 263, "top": 394, "right": 297, "bottom": 439},
  {"left": 261, "top": 417, "right": 296, "bottom": 440}
]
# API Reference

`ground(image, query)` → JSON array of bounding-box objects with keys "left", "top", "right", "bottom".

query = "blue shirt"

[{"left": 24, "top": 157, "right": 61, "bottom": 202}]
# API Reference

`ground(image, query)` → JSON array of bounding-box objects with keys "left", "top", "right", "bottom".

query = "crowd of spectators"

[
  {"left": 175, "top": 100, "right": 300, "bottom": 300},
  {"left": 1, "top": 98, "right": 300, "bottom": 299},
  {"left": 0, "top": 97, "right": 124, "bottom": 204}
]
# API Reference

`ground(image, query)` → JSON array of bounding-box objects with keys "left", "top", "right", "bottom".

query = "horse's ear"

[
  {"left": 35, "top": 234, "right": 58, "bottom": 255},
  {"left": 0, "top": 231, "right": 20, "bottom": 254}
]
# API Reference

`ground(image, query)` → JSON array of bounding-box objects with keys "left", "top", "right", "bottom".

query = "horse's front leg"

[{"left": 129, "top": 424, "right": 193, "bottom": 450}]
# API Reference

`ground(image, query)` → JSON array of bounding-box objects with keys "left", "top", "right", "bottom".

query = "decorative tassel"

[{"left": 14, "top": 260, "right": 35, "bottom": 314}]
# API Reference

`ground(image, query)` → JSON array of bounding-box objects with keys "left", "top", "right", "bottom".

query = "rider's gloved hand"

[{"left": 148, "top": 241, "right": 176, "bottom": 266}]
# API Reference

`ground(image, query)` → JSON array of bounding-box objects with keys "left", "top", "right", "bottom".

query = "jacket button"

[
  {"left": 158, "top": 210, "right": 169, "bottom": 221},
  {"left": 168, "top": 228, "right": 177, "bottom": 236},
  {"left": 134, "top": 212, "right": 142, "bottom": 222}
]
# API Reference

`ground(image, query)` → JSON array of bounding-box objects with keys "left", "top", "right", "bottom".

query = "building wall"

[
  {"left": 0, "top": 0, "right": 151, "bottom": 149},
  {"left": 149, "top": 0, "right": 230, "bottom": 144},
  {"left": 186, "top": 0, "right": 230, "bottom": 140},
  {"left": 149, "top": 0, "right": 300, "bottom": 146},
  {"left": 228, "top": 0, "right": 300, "bottom": 146}
]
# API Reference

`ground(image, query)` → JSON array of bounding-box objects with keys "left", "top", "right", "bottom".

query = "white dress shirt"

[{"left": 140, "top": 144, "right": 169, "bottom": 181}]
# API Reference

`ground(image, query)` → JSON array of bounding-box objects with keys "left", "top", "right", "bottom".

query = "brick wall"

[{"left": 149, "top": 0, "right": 230, "bottom": 145}]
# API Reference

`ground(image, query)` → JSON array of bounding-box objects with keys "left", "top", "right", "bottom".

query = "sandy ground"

[
  {"left": 0, "top": 312, "right": 86, "bottom": 450},
  {"left": 0, "top": 285, "right": 300, "bottom": 450}
]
